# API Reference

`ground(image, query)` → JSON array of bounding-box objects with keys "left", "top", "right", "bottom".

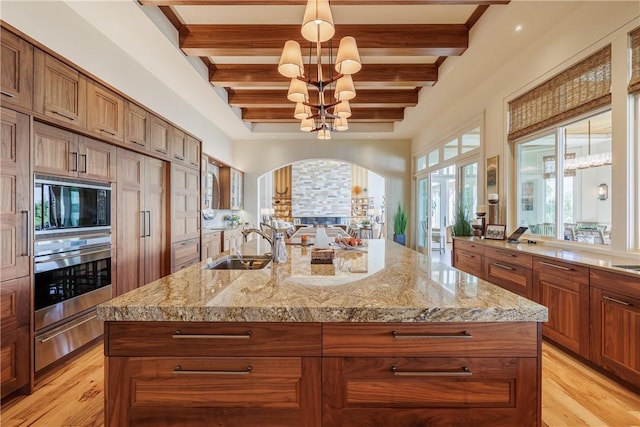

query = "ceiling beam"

[
  {"left": 229, "top": 89, "right": 419, "bottom": 108},
  {"left": 211, "top": 64, "right": 437, "bottom": 87},
  {"left": 142, "top": 1, "right": 509, "bottom": 5},
  {"left": 242, "top": 107, "right": 404, "bottom": 122},
  {"left": 180, "top": 24, "right": 468, "bottom": 57}
]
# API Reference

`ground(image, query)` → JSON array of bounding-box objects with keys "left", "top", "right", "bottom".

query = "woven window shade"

[
  {"left": 508, "top": 45, "right": 611, "bottom": 141},
  {"left": 630, "top": 27, "right": 640, "bottom": 94}
]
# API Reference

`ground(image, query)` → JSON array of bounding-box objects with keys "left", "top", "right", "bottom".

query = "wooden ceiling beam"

[
  {"left": 211, "top": 64, "right": 437, "bottom": 87},
  {"left": 229, "top": 89, "right": 419, "bottom": 108},
  {"left": 180, "top": 24, "right": 468, "bottom": 56},
  {"left": 242, "top": 107, "right": 404, "bottom": 122},
  {"left": 142, "top": 1, "right": 509, "bottom": 5}
]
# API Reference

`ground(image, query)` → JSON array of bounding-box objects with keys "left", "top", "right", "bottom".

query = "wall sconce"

[{"left": 597, "top": 183, "right": 608, "bottom": 201}]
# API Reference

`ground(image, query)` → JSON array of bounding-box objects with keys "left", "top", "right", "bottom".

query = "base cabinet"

[
  {"left": 104, "top": 321, "right": 541, "bottom": 427},
  {"left": 590, "top": 269, "right": 640, "bottom": 387}
]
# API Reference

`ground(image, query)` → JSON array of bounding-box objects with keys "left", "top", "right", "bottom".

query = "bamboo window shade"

[
  {"left": 508, "top": 45, "right": 611, "bottom": 141},
  {"left": 629, "top": 27, "right": 640, "bottom": 94}
]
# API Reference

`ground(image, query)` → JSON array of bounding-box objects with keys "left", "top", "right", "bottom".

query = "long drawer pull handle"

[
  {"left": 99, "top": 128, "right": 117, "bottom": 136},
  {"left": 38, "top": 315, "right": 97, "bottom": 343},
  {"left": 392, "top": 331, "right": 472, "bottom": 339},
  {"left": 52, "top": 110, "right": 77, "bottom": 121},
  {"left": 146, "top": 211, "right": 151, "bottom": 237},
  {"left": 460, "top": 253, "right": 475, "bottom": 258},
  {"left": 174, "top": 365, "right": 252, "bottom": 375},
  {"left": 81, "top": 154, "right": 87, "bottom": 173},
  {"left": 495, "top": 251, "right": 516, "bottom": 257},
  {"left": 493, "top": 262, "right": 515, "bottom": 271},
  {"left": 1, "top": 90, "right": 16, "bottom": 98},
  {"left": 392, "top": 366, "right": 472, "bottom": 377},
  {"left": 22, "top": 210, "right": 30, "bottom": 256},
  {"left": 603, "top": 296, "right": 633, "bottom": 307},
  {"left": 173, "top": 330, "right": 253, "bottom": 339},
  {"left": 71, "top": 152, "right": 78, "bottom": 172},
  {"left": 539, "top": 261, "right": 573, "bottom": 271}
]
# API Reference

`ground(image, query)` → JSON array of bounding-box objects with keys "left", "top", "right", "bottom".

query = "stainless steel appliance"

[
  {"left": 34, "top": 174, "right": 111, "bottom": 236},
  {"left": 33, "top": 233, "right": 112, "bottom": 371}
]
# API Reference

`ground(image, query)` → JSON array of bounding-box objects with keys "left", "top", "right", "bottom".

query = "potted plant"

[
  {"left": 451, "top": 204, "right": 472, "bottom": 237},
  {"left": 393, "top": 203, "right": 408, "bottom": 246}
]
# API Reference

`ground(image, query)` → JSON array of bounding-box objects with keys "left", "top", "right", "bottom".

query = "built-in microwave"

[{"left": 34, "top": 174, "right": 112, "bottom": 236}]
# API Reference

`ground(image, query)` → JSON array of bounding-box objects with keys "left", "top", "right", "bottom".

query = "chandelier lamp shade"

[{"left": 278, "top": 0, "right": 361, "bottom": 140}]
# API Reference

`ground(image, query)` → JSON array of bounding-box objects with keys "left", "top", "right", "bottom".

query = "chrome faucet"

[{"left": 241, "top": 227, "right": 274, "bottom": 257}]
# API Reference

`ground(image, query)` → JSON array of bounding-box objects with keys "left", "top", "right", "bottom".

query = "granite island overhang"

[{"left": 98, "top": 239, "right": 548, "bottom": 427}]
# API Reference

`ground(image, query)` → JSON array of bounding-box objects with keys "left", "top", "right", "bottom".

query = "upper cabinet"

[
  {"left": 33, "top": 121, "right": 115, "bottom": 182},
  {"left": 148, "top": 114, "right": 170, "bottom": 159},
  {"left": 0, "top": 28, "right": 33, "bottom": 110},
  {"left": 220, "top": 167, "right": 244, "bottom": 210},
  {"left": 86, "top": 80, "right": 124, "bottom": 143},
  {"left": 124, "top": 101, "right": 148, "bottom": 149},
  {"left": 34, "top": 49, "right": 86, "bottom": 129},
  {"left": 170, "top": 126, "right": 200, "bottom": 169},
  {"left": 186, "top": 134, "right": 200, "bottom": 169}
]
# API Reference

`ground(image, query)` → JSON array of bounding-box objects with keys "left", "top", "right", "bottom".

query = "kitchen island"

[{"left": 98, "top": 239, "right": 547, "bottom": 427}]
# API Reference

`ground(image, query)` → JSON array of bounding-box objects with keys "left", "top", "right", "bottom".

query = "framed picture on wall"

[
  {"left": 486, "top": 155, "right": 499, "bottom": 196},
  {"left": 485, "top": 224, "right": 506, "bottom": 240}
]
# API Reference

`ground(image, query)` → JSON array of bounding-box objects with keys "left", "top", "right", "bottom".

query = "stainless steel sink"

[
  {"left": 612, "top": 264, "right": 640, "bottom": 271},
  {"left": 205, "top": 255, "right": 272, "bottom": 270}
]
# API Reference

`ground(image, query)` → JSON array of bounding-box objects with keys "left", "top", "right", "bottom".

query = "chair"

[
  {"left": 575, "top": 229, "right": 605, "bottom": 244},
  {"left": 564, "top": 224, "right": 576, "bottom": 241}
]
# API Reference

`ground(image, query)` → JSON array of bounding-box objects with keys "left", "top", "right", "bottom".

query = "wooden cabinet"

[
  {"left": 104, "top": 321, "right": 322, "bottom": 427},
  {"left": 590, "top": 269, "right": 640, "bottom": 388},
  {"left": 1, "top": 276, "right": 31, "bottom": 398},
  {"left": 124, "top": 101, "right": 147, "bottom": 149},
  {"left": 186, "top": 134, "right": 200, "bottom": 169},
  {"left": 322, "top": 322, "right": 540, "bottom": 427},
  {"left": 33, "top": 122, "right": 115, "bottom": 181},
  {"left": 223, "top": 228, "right": 244, "bottom": 253},
  {"left": 116, "top": 148, "right": 168, "bottom": 296},
  {"left": 171, "top": 238, "right": 200, "bottom": 272},
  {"left": 452, "top": 238, "right": 484, "bottom": 278},
  {"left": 86, "top": 80, "right": 124, "bottom": 143},
  {"left": 171, "top": 163, "right": 200, "bottom": 243},
  {"left": 201, "top": 230, "right": 222, "bottom": 261},
  {"left": 34, "top": 49, "right": 86, "bottom": 128},
  {"left": 148, "top": 113, "right": 170, "bottom": 158},
  {"left": 533, "top": 256, "right": 590, "bottom": 358},
  {"left": 484, "top": 248, "right": 533, "bottom": 299},
  {"left": 1, "top": 28, "right": 33, "bottom": 110},
  {"left": 169, "top": 126, "right": 187, "bottom": 163},
  {"left": 220, "top": 166, "right": 243, "bottom": 210},
  {"left": 1, "top": 108, "right": 30, "bottom": 281}
]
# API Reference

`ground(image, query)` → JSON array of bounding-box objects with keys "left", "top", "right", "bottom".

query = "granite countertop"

[
  {"left": 97, "top": 239, "right": 548, "bottom": 323},
  {"left": 454, "top": 237, "right": 640, "bottom": 277}
]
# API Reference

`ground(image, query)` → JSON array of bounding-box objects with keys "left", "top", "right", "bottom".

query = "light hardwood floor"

[{"left": 1, "top": 340, "right": 638, "bottom": 426}]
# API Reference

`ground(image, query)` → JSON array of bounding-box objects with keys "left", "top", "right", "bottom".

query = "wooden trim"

[
  {"left": 242, "top": 107, "right": 404, "bottom": 122},
  {"left": 140, "top": 0, "right": 510, "bottom": 5}
]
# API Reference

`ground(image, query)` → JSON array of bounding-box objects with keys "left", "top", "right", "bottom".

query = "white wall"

[
  {"left": 411, "top": 1, "right": 640, "bottom": 252},
  {"left": 233, "top": 137, "right": 412, "bottom": 243}
]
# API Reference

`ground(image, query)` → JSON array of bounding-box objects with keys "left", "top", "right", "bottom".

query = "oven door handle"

[{"left": 34, "top": 247, "right": 112, "bottom": 272}]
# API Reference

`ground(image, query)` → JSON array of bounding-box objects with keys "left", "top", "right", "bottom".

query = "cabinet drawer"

[
  {"left": 323, "top": 323, "right": 538, "bottom": 357},
  {"left": 486, "top": 249, "right": 532, "bottom": 269},
  {"left": 106, "top": 322, "right": 322, "bottom": 357},
  {"left": 533, "top": 257, "right": 589, "bottom": 286},
  {"left": 1, "top": 277, "right": 30, "bottom": 334},
  {"left": 484, "top": 258, "right": 533, "bottom": 299},
  {"left": 171, "top": 238, "right": 200, "bottom": 269},
  {"left": 453, "top": 249, "right": 483, "bottom": 277},
  {"left": 590, "top": 269, "right": 640, "bottom": 299},
  {"left": 453, "top": 239, "right": 484, "bottom": 255}
]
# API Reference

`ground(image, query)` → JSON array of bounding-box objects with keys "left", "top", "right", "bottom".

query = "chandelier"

[{"left": 277, "top": 0, "right": 361, "bottom": 140}]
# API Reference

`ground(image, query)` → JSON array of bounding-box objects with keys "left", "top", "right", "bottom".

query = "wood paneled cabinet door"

[
  {"left": 34, "top": 48, "right": 86, "bottom": 128},
  {"left": 220, "top": 167, "right": 244, "bottom": 210},
  {"left": 1, "top": 276, "right": 30, "bottom": 398},
  {"left": 171, "top": 163, "right": 200, "bottom": 242},
  {"left": 124, "top": 101, "right": 147, "bottom": 149},
  {"left": 186, "top": 135, "right": 200, "bottom": 169},
  {"left": 116, "top": 149, "right": 167, "bottom": 296},
  {"left": 533, "top": 256, "right": 590, "bottom": 358},
  {"left": 86, "top": 80, "right": 124, "bottom": 142},
  {"left": 0, "top": 108, "right": 30, "bottom": 281},
  {"left": 590, "top": 269, "right": 640, "bottom": 388},
  {"left": 148, "top": 114, "right": 170, "bottom": 158},
  {"left": 78, "top": 136, "right": 116, "bottom": 182},
  {"left": 1, "top": 28, "right": 33, "bottom": 110},
  {"left": 169, "top": 126, "right": 187, "bottom": 163}
]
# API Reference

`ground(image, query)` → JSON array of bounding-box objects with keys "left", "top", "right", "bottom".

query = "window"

[
  {"left": 516, "top": 111, "right": 612, "bottom": 245},
  {"left": 428, "top": 149, "right": 438, "bottom": 167},
  {"left": 461, "top": 128, "right": 481, "bottom": 154},
  {"left": 416, "top": 155, "right": 427, "bottom": 172},
  {"left": 443, "top": 139, "right": 458, "bottom": 161}
]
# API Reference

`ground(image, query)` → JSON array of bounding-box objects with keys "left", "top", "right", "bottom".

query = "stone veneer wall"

[{"left": 292, "top": 160, "right": 352, "bottom": 217}]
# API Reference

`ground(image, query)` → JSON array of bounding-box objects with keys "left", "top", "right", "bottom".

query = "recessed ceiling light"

[{"left": 515, "top": 25, "right": 523, "bottom": 32}]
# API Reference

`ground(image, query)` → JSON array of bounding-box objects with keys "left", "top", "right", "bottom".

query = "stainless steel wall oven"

[{"left": 33, "top": 175, "right": 114, "bottom": 371}]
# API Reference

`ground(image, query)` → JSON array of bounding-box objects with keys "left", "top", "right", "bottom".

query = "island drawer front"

[
  {"left": 590, "top": 269, "right": 640, "bottom": 298},
  {"left": 111, "top": 356, "right": 322, "bottom": 427},
  {"left": 533, "top": 257, "right": 589, "bottom": 286},
  {"left": 106, "top": 322, "right": 322, "bottom": 357},
  {"left": 323, "top": 357, "right": 538, "bottom": 427},
  {"left": 322, "top": 323, "right": 538, "bottom": 357},
  {"left": 454, "top": 239, "right": 485, "bottom": 255},
  {"left": 486, "top": 249, "right": 532, "bottom": 269}
]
